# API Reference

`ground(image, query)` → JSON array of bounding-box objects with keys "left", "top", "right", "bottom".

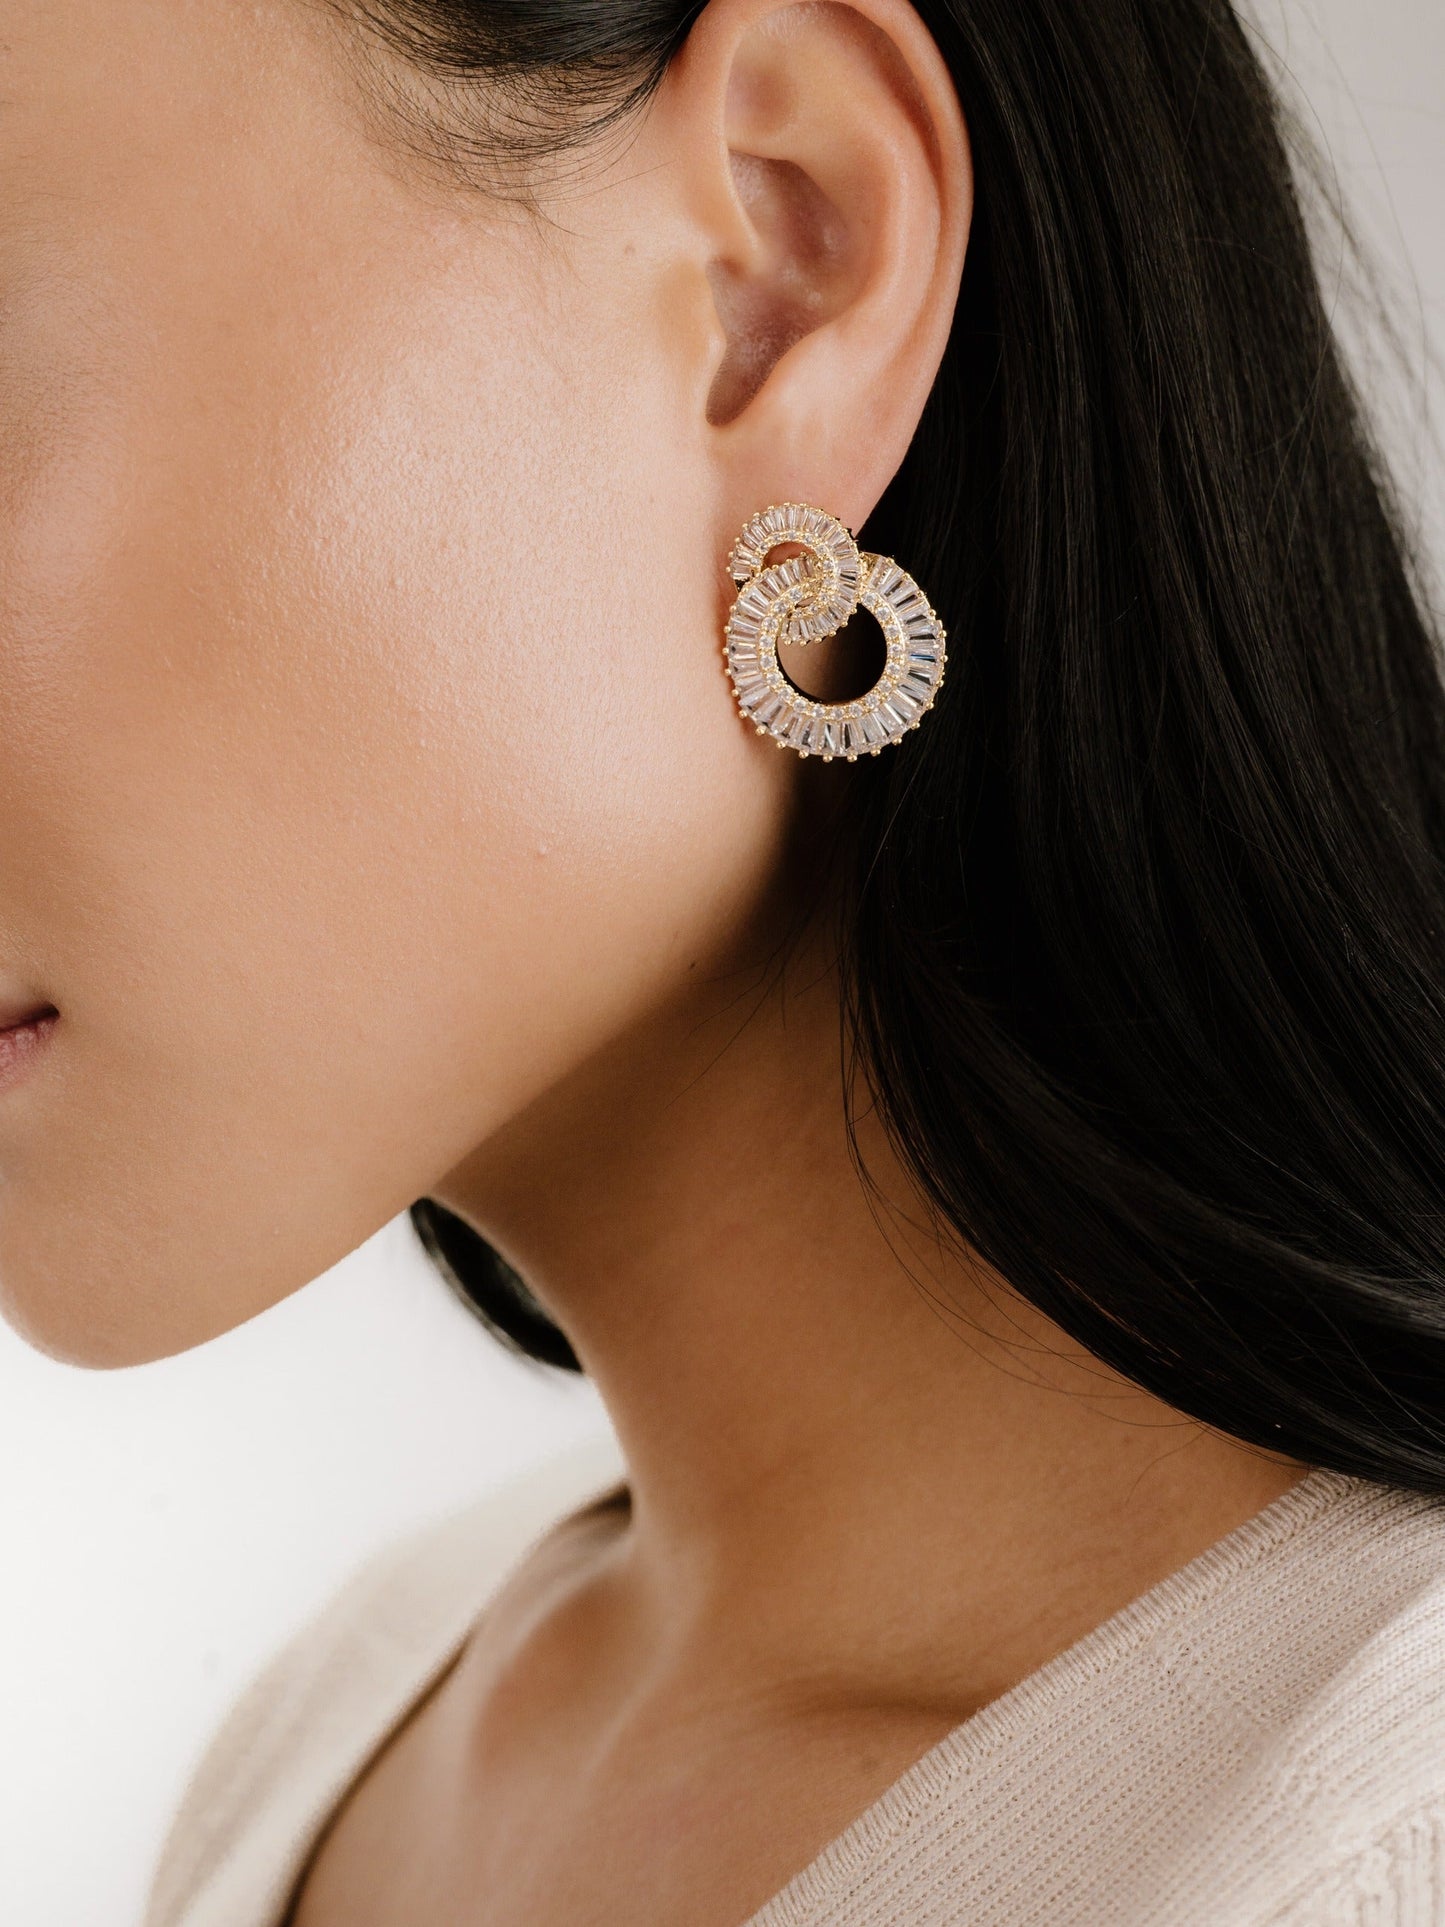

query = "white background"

[
  {"left": 0, "top": 1217, "right": 609, "bottom": 1926},
  {"left": 0, "top": 4, "right": 1441, "bottom": 1922}
]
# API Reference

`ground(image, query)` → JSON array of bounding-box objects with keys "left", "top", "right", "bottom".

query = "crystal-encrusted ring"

[
  {"left": 722, "top": 503, "right": 947, "bottom": 762},
  {"left": 725, "top": 502, "right": 862, "bottom": 646}
]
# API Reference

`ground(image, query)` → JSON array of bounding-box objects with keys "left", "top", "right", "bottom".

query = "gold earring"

[{"left": 722, "top": 503, "right": 947, "bottom": 761}]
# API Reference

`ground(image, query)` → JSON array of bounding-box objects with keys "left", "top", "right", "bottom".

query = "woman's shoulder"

[
  {"left": 1223, "top": 1475, "right": 1445, "bottom": 1923},
  {"left": 1075, "top": 1472, "right": 1445, "bottom": 1923},
  {"left": 745, "top": 1473, "right": 1445, "bottom": 1927},
  {"left": 143, "top": 1424, "right": 628, "bottom": 1927}
]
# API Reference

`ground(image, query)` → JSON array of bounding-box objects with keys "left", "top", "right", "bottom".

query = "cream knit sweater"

[{"left": 146, "top": 1429, "right": 1445, "bottom": 1926}]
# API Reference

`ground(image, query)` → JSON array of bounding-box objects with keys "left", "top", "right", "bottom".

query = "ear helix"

[{"left": 722, "top": 503, "right": 947, "bottom": 761}]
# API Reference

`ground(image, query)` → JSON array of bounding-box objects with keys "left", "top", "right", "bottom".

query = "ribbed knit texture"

[{"left": 146, "top": 1442, "right": 1445, "bottom": 1926}]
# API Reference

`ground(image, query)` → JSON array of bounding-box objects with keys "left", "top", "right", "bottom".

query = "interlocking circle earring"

[{"left": 722, "top": 503, "right": 947, "bottom": 761}]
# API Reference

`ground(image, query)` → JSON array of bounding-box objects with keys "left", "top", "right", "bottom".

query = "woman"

[{"left": 2, "top": 0, "right": 1443, "bottom": 1919}]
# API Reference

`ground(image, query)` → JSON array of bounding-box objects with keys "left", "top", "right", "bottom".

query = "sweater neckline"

[{"left": 744, "top": 1464, "right": 1362, "bottom": 1927}]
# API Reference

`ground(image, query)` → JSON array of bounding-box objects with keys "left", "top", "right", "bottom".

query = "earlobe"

[{"left": 670, "top": 0, "right": 971, "bottom": 534}]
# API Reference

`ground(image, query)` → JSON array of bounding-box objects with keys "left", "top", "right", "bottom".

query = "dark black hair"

[{"left": 387, "top": 1, "right": 1445, "bottom": 1491}]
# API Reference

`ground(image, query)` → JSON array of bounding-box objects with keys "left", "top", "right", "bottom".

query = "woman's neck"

[{"left": 437, "top": 919, "right": 1302, "bottom": 1719}]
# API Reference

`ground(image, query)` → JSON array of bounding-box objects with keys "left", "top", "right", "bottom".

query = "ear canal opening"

[
  {"left": 704, "top": 266, "right": 813, "bottom": 426},
  {"left": 704, "top": 151, "right": 847, "bottom": 427}
]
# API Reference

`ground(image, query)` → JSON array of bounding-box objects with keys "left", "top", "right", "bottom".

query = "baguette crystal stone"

[{"left": 723, "top": 504, "right": 947, "bottom": 761}]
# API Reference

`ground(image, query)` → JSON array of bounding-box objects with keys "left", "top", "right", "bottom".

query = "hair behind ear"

[{"left": 410, "top": 1198, "right": 583, "bottom": 1371}]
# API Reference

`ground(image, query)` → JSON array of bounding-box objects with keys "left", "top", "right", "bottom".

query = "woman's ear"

[{"left": 655, "top": 0, "right": 972, "bottom": 540}]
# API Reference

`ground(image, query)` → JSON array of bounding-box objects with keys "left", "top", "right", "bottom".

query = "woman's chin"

[{"left": 0, "top": 1221, "right": 303, "bottom": 1371}]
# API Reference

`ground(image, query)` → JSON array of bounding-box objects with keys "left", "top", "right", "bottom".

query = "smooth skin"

[{"left": 0, "top": 2, "right": 1302, "bottom": 1922}]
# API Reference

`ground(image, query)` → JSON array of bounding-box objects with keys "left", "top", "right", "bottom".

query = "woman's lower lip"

[{"left": 0, "top": 1011, "right": 58, "bottom": 1091}]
